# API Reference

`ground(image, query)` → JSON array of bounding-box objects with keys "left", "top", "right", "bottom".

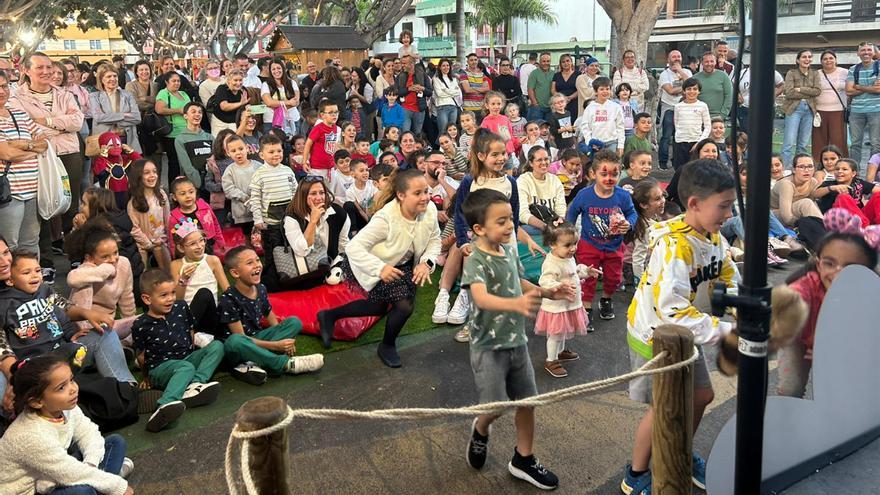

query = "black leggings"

[
  {"left": 161, "top": 137, "right": 181, "bottom": 181},
  {"left": 189, "top": 288, "right": 220, "bottom": 337},
  {"left": 324, "top": 297, "right": 414, "bottom": 346},
  {"left": 343, "top": 201, "right": 369, "bottom": 232}
]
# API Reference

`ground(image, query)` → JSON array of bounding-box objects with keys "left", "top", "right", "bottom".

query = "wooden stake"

[
  {"left": 234, "top": 396, "right": 291, "bottom": 495},
  {"left": 651, "top": 324, "right": 695, "bottom": 494}
]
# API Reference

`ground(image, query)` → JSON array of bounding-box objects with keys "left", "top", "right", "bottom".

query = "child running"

[
  {"left": 0, "top": 354, "right": 133, "bottom": 495},
  {"left": 536, "top": 221, "right": 599, "bottom": 378},
  {"left": 218, "top": 246, "right": 324, "bottom": 385},
  {"left": 461, "top": 188, "right": 574, "bottom": 490},
  {"left": 777, "top": 208, "right": 879, "bottom": 398},
  {"left": 622, "top": 159, "right": 740, "bottom": 494},
  {"left": 167, "top": 177, "right": 225, "bottom": 256},
  {"left": 566, "top": 150, "right": 637, "bottom": 329},
  {"left": 132, "top": 269, "right": 225, "bottom": 432}
]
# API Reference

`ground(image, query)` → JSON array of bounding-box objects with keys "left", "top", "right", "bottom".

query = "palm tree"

[
  {"left": 455, "top": 0, "right": 466, "bottom": 65},
  {"left": 465, "top": 0, "right": 556, "bottom": 62}
]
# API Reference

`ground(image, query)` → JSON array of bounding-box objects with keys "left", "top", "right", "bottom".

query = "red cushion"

[
  {"left": 268, "top": 285, "right": 381, "bottom": 341},
  {"left": 216, "top": 227, "right": 264, "bottom": 264}
]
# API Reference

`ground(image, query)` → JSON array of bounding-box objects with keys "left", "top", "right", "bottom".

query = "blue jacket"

[
  {"left": 380, "top": 102, "right": 405, "bottom": 128},
  {"left": 453, "top": 175, "right": 521, "bottom": 247}
]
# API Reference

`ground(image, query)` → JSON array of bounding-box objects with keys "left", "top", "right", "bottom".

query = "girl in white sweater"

[
  {"left": 0, "top": 354, "right": 133, "bottom": 495},
  {"left": 536, "top": 222, "right": 599, "bottom": 378}
]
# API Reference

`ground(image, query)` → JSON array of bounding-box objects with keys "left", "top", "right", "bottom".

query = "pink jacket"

[
  {"left": 67, "top": 259, "right": 137, "bottom": 325},
  {"left": 788, "top": 270, "right": 826, "bottom": 351},
  {"left": 9, "top": 82, "right": 84, "bottom": 156},
  {"left": 480, "top": 114, "right": 521, "bottom": 155},
  {"left": 168, "top": 198, "right": 225, "bottom": 255}
]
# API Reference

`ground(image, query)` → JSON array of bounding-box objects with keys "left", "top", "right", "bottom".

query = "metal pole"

[{"left": 734, "top": 0, "right": 776, "bottom": 493}]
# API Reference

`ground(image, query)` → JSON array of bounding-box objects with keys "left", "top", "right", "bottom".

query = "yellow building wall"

[{"left": 40, "top": 24, "right": 136, "bottom": 63}]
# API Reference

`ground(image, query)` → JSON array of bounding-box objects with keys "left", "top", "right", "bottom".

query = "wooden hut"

[{"left": 267, "top": 26, "right": 370, "bottom": 72}]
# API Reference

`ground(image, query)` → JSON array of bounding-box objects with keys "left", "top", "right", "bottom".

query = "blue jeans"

[
  {"left": 50, "top": 434, "right": 126, "bottom": 494},
  {"left": 526, "top": 105, "right": 551, "bottom": 122},
  {"left": 403, "top": 109, "right": 425, "bottom": 136},
  {"left": 782, "top": 100, "right": 813, "bottom": 167},
  {"left": 849, "top": 111, "right": 880, "bottom": 168},
  {"left": 658, "top": 108, "right": 675, "bottom": 168},
  {"left": 435, "top": 105, "right": 458, "bottom": 137},
  {"left": 0, "top": 197, "right": 40, "bottom": 254},
  {"left": 76, "top": 330, "right": 136, "bottom": 383},
  {"left": 737, "top": 106, "right": 750, "bottom": 134},
  {"left": 722, "top": 213, "right": 795, "bottom": 243}
]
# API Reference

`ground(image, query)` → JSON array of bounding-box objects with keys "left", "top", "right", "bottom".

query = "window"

[
  {"left": 779, "top": 0, "right": 814, "bottom": 16},
  {"left": 402, "top": 22, "right": 413, "bottom": 35},
  {"left": 851, "top": 0, "right": 878, "bottom": 22},
  {"left": 63, "top": 40, "right": 76, "bottom": 50},
  {"left": 388, "top": 25, "right": 396, "bottom": 42},
  {"left": 89, "top": 40, "right": 102, "bottom": 50}
]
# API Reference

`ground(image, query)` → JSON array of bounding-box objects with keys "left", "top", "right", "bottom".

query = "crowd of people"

[{"left": 0, "top": 35, "right": 877, "bottom": 494}]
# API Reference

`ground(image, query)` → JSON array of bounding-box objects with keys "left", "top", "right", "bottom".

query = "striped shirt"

[
  {"left": 0, "top": 108, "right": 41, "bottom": 200},
  {"left": 459, "top": 71, "right": 488, "bottom": 112},
  {"left": 249, "top": 163, "right": 297, "bottom": 225}
]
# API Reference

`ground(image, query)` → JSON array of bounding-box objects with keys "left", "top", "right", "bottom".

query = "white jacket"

[
  {"left": 578, "top": 99, "right": 625, "bottom": 149},
  {"left": 538, "top": 254, "right": 584, "bottom": 313},
  {"left": 516, "top": 172, "right": 566, "bottom": 225},
  {"left": 626, "top": 216, "right": 740, "bottom": 359},
  {"left": 347, "top": 200, "right": 441, "bottom": 291},
  {"left": 432, "top": 75, "right": 462, "bottom": 107},
  {"left": 612, "top": 66, "right": 651, "bottom": 111}
]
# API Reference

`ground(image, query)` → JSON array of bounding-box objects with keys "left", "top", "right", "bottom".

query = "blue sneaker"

[
  {"left": 620, "top": 464, "right": 651, "bottom": 494},
  {"left": 692, "top": 453, "right": 706, "bottom": 489}
]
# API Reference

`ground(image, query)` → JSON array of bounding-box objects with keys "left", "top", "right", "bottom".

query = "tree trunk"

[
  {"left": 455, "top": 0, "right": 466, "bottom": 64},
  {"left": 597, "top": 0, "right": 664, "bottom": 67}
]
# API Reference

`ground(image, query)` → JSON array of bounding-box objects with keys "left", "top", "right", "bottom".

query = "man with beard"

[{"left": 421, "top": 150, "right": 458, "bottom": 227}]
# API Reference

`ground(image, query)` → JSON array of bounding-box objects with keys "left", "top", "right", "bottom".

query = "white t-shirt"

[
  {"left": 519, "top": 63, "right": 537, "bottom": 95},
  {"left": 329, "top": 168, "right": 355, "bottom": 204},
  {"left": 345, "top": 180, "right": 378, "bottom": 211},
  {"left": 659, "top": 67, "right": 693, "bottom": 108},
  {"left": 260, "top": 81, "right": 300, "bottom": 125},
  {"left": 739, "top": 68, "right": 784, "bottom": 108},
  {"left": 427, "top": 177, "right": 460, "bottom": 201}
]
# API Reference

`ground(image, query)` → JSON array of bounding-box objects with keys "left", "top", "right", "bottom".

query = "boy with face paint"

[
  {"left": 92, "top": 132, "right": 142, "bottom": 209},
  {"left": 565, "top": 150, "right": 637, "bottom": 326}
]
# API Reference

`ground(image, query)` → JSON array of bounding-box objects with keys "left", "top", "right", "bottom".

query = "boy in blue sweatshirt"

[
  {"left": 565, "top": 150, "right": 637, "bottom": 327},
  {"left": 379, "top": 87, "right": 405, "bottom": 130}
]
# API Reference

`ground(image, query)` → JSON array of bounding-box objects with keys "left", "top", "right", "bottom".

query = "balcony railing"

[
  {"left": 657, "top": 7, "right": 713, "bottom": 20},
  {"left": 821, "top": 0, "right": 880, "bottom": 23}
]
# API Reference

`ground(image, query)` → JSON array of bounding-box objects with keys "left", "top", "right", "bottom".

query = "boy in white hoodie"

[{"left": 577, "top": 77, "right": 625, "bottom": 157}]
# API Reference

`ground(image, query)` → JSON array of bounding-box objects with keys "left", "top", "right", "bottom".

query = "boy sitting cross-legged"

[
  {"left": 132, "top": 269, "right": 225, "bottom": 433},
  {"left": 218, "top": 246, "right": 324, "bottom": 383}
]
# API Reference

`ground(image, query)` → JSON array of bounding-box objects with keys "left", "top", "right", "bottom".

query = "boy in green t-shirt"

[
  {"left": 460, "top": 189, "right": 575, "bottom": 491},
  {"left": 624, "top": 112, "right": 654, "bottom": 155}
]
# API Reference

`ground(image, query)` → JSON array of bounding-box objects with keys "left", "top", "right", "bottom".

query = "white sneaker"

[
  {"left": 120, "top": 457, "right": 134, "bottom": 478},
  {"left": 454, "top": 326, "right": 470, "bottom": 343},
  {"left": 432, "top": 291, "right": 450, "bottom": 324},
  {"left": 286, "top": 353, "right": 324, "bottom": 374},
  {"left": 447, "top": 290, "right": 469, "bottom": 325},
  {"left": 181, "top": 381, "right": 220, "bottom": 408},
  {"left": 192, "top": 332, "right": 214, "bottom": 348}
]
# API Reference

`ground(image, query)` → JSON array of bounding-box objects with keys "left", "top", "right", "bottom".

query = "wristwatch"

[{"left": 425, "top": 259, "right": 436, "bottom": 272}]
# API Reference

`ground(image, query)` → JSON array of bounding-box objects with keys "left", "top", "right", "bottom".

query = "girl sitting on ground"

[
  {"left": 127, "top": 159, "right": 172, "bottom": 273},
  {"left": 167, "top": 177, "right": 225, "bottom": 257},
  {"left": 815, "top": 144, "right": 843, "bottom": 185},
  {"left": 813, "top": 158, "right": 875, "bottom": 213},
  {"left": 67, "top": 224, "right": 138, "bottom": 343},
  {"left": 169, "top": 218, "right": 229, "bottom": 338},
  {"left": 0, "top": 354, "right": 133, "bottom": 495}
]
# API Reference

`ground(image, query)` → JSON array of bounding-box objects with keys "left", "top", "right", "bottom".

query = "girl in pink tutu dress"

[{"left": 536, "top": 221, "right": 600, "bottom": 378}]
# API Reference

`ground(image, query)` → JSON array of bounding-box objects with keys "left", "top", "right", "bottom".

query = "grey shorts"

[
  {"left": 470, "top": 345, "right": 538, "bottom": 404},
  {"left": 628, "top": 345, "right": 712, "bottom": 404}
]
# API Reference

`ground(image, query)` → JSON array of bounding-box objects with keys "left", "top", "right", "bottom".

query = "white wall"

[{"left": 510, "top": 0, "right": 612, "bottom": 47}]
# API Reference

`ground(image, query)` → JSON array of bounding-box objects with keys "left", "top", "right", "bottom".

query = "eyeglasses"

[
  {"left": 794, "top": 164, "right": 815, "bottom": 170},
  {"left": 818, "top": 256, "right": 851, "bottom": 273},
  {"left": 183, "top": 237, "right": 206, "bottom": 249},
  {"left": 302, "top": 175, "right": 324, "bottom": 184}
]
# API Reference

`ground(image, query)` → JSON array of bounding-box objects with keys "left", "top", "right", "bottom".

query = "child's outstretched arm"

[{"left": 470, "top": 282, "right": 541, "bottom": 317}]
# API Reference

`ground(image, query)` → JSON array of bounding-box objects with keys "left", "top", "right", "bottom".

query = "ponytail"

[{"left": 468, "top": 128, "right": 506, "bottom": 179}]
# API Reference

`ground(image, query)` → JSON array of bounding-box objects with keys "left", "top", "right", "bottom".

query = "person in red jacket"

[{"left": 92, "top": 131, "right": 141, "bottom": 209}]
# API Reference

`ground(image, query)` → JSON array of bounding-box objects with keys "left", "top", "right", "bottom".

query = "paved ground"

[{"left": 119, "top": 261, "right": 799, "bottom": 495}]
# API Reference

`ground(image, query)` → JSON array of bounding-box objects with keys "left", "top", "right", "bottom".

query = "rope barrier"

[{"left": 225, "top": 346, "right": 699, "bottom": 495}]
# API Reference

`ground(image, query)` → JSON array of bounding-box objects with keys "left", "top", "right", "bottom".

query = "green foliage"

[{"left": 467, "top": 0, "right": 557, "bottom": 30}]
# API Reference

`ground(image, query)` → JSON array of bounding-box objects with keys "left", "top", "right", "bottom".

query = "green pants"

[
  {"left": 150, "top": 340, "right": 225, "bottom": 405},
  {"left": 223, "top": 318, "right": 302, "bottom": 375}
]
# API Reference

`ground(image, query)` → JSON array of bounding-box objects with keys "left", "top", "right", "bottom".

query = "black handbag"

[
  {"left": 144, "top": 93, "right": 173, "bottom": 137},
  {"left": 0, "top": 161, "right": 12, "bottom": 205}
]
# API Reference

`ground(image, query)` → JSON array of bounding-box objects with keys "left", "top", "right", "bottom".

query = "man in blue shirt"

[{"left": 846, "top": 42, "right": 880, "bottom": 167}]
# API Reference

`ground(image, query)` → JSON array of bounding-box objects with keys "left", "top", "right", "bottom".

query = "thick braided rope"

[{"left": 226, "top": 347, "right": 697, "bottom": 495}]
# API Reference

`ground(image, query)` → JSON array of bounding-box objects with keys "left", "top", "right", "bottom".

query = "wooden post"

[
  {"left": 651, "top": 324, "right": 695, "bottom": 494},
  {"left": 234, "top": 396, "right": 291, "bottom": 495}
]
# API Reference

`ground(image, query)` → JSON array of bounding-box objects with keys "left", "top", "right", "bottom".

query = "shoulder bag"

[
  {"left": 144, "top": 93, "right": 173, "bottom": 137},
  {"left": 37, "top": 142, "right": 72, "bottom": 219},
  {"left": 821, "top": 70, "right": 849, "bottom": 123}
]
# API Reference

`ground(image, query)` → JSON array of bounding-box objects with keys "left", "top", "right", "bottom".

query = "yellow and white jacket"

[{"left": 626, "top": 216, "right": 740, "bottom": 359}]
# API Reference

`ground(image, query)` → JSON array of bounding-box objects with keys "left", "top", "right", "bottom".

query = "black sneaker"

[
  {"left": 599, "top": 298, "right": 615, "bottom": 320},
  {"left": 41, "top": 267, "right": 56, "bottom": 285},
  {"left": 508, "top": 448, "right": 559, "bottom": 490},
  {"left": 586, "top": 309, "right": 595, "bottom": 333},
  {"left": 466, "top": 418, "right": 489, "bottom": 469},
  {"left": 146, "top": 401, "right": 185, "bottom": 432},
  {"left": 317, "top": 310, "right": 334, "bottom": 349},
  {"left": 51, "top": 240, "right": 65, "bottom": 256}
]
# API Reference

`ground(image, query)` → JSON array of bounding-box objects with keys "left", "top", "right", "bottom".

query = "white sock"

[
  {"left": 438, "top": 288, "right": 449, "bottom": 297},
  {"left": 546, "top": 336, "right": 563, "bottom": 362}
]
